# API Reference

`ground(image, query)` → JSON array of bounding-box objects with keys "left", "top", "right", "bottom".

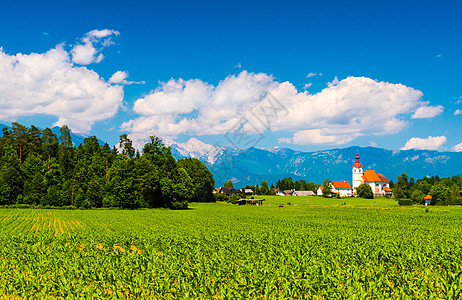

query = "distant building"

[
  {"left": 292, "top": 191, "right": 315, "bottom": 196},
  {"left": 275, "top": 189, "right": 285, "bottom": 196},
  {"left": 244, "top": 189, "right": 254, "bottom": 196},
  {"left": 217, "top": 187, "right": 241, "bottom": 196},
  {"left": 317, "top": 186, "right": 324, "bottom": 196},
  {"left": 352, "top": 152, "right": 390, "bottom": 197},
  {"left": 424, "top": 194, "right": 432, "bottom": 206},
  {"left": 331, "top": 180, "right": 353, "bottom": 197},
  {"left": 317, "top": 181, "right": 352, "bottom": 197},
  {"left": 283, "top": 190, "right": 293, "bottom": 196}
]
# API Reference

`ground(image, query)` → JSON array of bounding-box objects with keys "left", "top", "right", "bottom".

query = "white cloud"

[
  {"left": 71, "top": 29, "right": 119, "bottom": 65},
  {"left": 122, "top": 72, "right": 427, "bottom": 145},
  {"left": 109, "top": 71, "right": 144, "bottom": 85},
  {"left": 454, "top": 109, "right": 462, "bottom": 115},
  {"left": 401, "top": 136, "right": 447, "bottom": 150},
  {"left": 327, "top": 76, "right": 339, "bottom": 87},
  {"left": 412, "top": 104, "right": 444, "bottom": 118},
  {"left": 87, "top": 29, "right": 119, "bottom": 39},
  {"left": 0, "top": 41, "right": 123, "bottom": 133},
  {"left": 454, "top": 142, "right": 462, "bottom": 152},
  {"left": 436, "top": 54, "right": 442, "bottom": 58},
  {"left": 306, "top": 72, "right": 321, "bottom": 78},
  {"left": 303, "top": 83, "right": 312, "bottom": 90}
]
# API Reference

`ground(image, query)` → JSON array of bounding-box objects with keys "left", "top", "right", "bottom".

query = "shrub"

[
  {"left": 214, "top": 193, "right": 229, "bottom": 202},
  {"left": 398, "top": 199, "right": 413, "bottom": 206},
  {"left": 357, "top": 183, "right": 374, "bottom": 199},
  {"left": 227, "top": 195, "right": 240, "bottom": 204}
]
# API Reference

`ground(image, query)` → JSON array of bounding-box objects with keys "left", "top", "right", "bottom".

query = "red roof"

[
  {"left": 332, "top": 180, "right": 352, "bottom": 189},
  {"left": 352, "top": 152, "right": 363, "bottom": 168},
  {"left": 362, "top": 170, "right": 382, "bottom": 182},
  {"left": 383, "top": 187, "right": 392, "bottom": 192},
  {"left": 424, "top": 195, "right": 432, "bottom": 200},
  {"left": 377, "top": 174, "right": 389, "bottom": 182}
]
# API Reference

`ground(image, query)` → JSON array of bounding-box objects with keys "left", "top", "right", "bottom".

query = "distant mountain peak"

[{"left": 167, "top": 138, "right": 462, "bottom": 186}]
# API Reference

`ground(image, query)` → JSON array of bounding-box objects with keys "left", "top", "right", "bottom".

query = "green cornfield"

[{"left": 1, "top": 199, "right": 462, "bottom": 298}]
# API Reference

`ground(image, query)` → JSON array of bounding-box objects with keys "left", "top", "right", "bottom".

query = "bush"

[
  {"left": 227, "top": 195, "right": 240, "bottom": 204},
  {"left": 214, "top": 193, "right": 229, "bottom": 202},
  {"left": 171, "top": 200, "right": 188, "bottom": 210},
  {"left": 398, "top": 199, "right": 413, "bottom": 206},
  {"left": 411, "top": 189, "right": 425, "bottom": 204},
  {"left": 357, "top": 183, "right": 374, "bottom": 199}
]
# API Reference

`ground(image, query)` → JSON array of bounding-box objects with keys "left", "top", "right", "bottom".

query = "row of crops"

[{"left": 1, "top": 203, "right": 462, "bottom": 298}]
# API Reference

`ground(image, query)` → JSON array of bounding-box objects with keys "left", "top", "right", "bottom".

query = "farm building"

[{"left": 292, "top": 191, "right": 315, "bottom": 196}]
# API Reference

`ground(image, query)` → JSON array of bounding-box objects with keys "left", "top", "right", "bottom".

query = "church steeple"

[{"left": 352, "top": 151, "right": 363, "bottom": 168}]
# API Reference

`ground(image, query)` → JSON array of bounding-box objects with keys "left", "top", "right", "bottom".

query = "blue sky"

[{"left": 1, "top": 0, "right": 462, "bottom": 152}]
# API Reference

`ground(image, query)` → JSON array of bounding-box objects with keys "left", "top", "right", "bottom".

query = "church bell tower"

[{"left": 352, "top": 151, "right": 363, "bottom": 189}]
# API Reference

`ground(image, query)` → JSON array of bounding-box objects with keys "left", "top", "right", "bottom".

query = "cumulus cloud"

[
  {"left": 122, "top": 72, "right": 428, "bottom": 145},
  {"left": 454, "top": 109, "right": 462, "bottom": 115},
  {"left": 0, "top": 38, "right": 123, "bottom": 133},
  {"left": 109, "top": 71, "right": 145, "bottom": 85},
  {"left": 454, "top": 142, "right": 462, "bottom": 152},
  {"left": 327, "top": 76, "right": 339, "bottom": 87},
  {"left": 411, "top": 104, "right": 444, "bottom": 118},
  {"left": 71, "top": 29, "right": 119, "bottom": 65},
  {"left": 401, "top": 136, "right": 447, "bottom": 150}
]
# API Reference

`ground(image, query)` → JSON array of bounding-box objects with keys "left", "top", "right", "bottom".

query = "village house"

[
  {"left": 316, "top": 186, "right": 323, "bottom": 196},
  {"left": 244, "top": 189, "right": 254, "bottom": 196},
  {"left": 317, "top": 181, "right": 353, "bottom": 197},
  {"left": 275, "top": 189, "right": 285, "bottom": 196},
  {"left": 331, "top": 180, "right": 353, "bottom": 197},
  {"left": 216, "top": 187, "right": 241, "bottom": 196},
  {"left": 352, "top": 152, "right": 391, "bottom": 197},
  {"left": 424, "top": 194, "right": 432, "bottom": 206},
  {"left": 283, "top": 190, "right": 293, "bottom": 196}
]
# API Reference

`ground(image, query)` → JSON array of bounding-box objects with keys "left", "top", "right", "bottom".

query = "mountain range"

[{"left": 166, "top": 138, "right": 462, "bottom": 187}]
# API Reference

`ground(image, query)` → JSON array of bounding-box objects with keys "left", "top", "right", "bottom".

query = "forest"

[
  {"left": 392, "top": 172, "right": 462, "bottom": 205},
  {"left": 0, "top": 123, "right": 215, "bottom": 209}
]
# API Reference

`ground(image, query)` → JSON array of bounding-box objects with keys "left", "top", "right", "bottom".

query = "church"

[{"left": 352, "top": 152, "right": 392, "bottom": 196}]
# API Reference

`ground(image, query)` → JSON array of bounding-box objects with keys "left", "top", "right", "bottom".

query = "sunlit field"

[{"left": 1, "top": 201, "right": 462, "bottom": 298}]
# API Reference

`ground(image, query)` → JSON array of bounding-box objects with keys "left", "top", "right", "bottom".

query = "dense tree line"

[
  {"left": 0, "top": 123, "right": 215, "bottom": 209},
  {"left": 276, "top": 177, "right": 319, "bottom": 193},
  {"left": 393, "top": 173, "right": 462, "bottom": 205}
]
